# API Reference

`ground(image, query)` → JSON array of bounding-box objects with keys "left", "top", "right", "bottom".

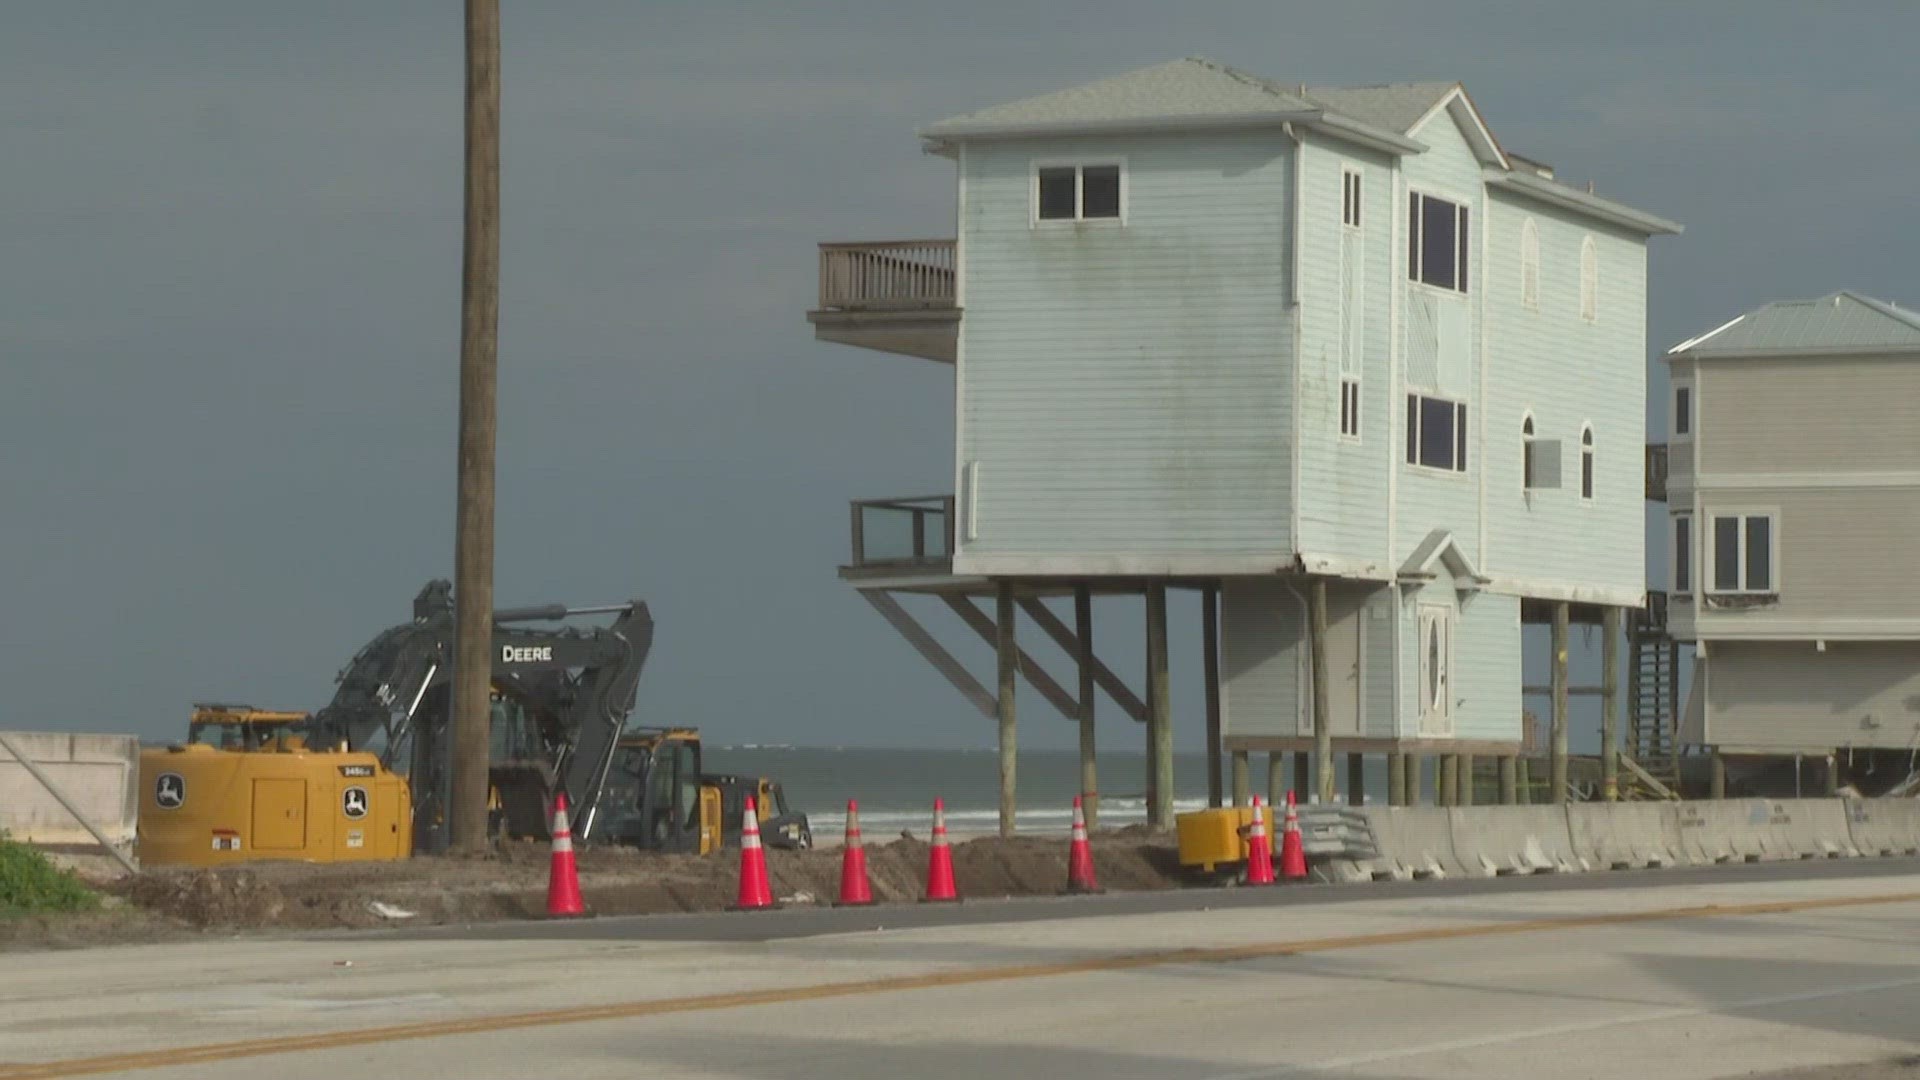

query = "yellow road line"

[{"left": 6, "top": 889, "right": 1919, "bottom": 1079}]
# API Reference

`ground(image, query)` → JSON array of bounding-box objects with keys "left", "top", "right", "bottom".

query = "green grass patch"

[{"left": 0, "top": 833, "right": 100, "bottom": 916}]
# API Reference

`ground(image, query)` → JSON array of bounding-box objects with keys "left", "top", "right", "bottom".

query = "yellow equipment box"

[
  {"left": 137, "top": 743, "right": 411, "bottom": 867},
  {"left": 1175, "top": 806, "right": 1258, "bottom": 872}
]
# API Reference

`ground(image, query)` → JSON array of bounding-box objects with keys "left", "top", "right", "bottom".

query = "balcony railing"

[
  {"left": 818, "top": 241, "right": 956, "bottom": 312},
  {"left": 849, "top": 496, "right": 954, "bottom": 568},
  {"left": 1645, "top": 442, "right": 1669, "bottom": 502}
]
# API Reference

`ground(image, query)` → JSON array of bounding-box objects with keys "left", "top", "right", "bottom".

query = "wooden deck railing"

[{"left": 818, "top": 240, "right": 956, "bottom": 312}]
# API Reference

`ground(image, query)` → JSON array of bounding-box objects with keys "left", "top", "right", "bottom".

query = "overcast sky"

[{"left": 4, "top": 2, "right": 1914, "bottom": 751}]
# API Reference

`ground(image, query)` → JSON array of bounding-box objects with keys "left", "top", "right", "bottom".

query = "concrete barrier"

[
  {"left": 0, "top": 732, "right": 139, "bottom": 846},
  {"left": 1845, "top": 798, "right": 1920, "bottom": 857},
  {"left": 1567, "top": 803, "right": 1687, "bottom": 869},
  {"left": 1340, "top": 807, "right": 1463, "bottom": 881},
  {"left": 1769, "top": 799, "right": 1858, "bottom": 859},
  {"left": 1669, "top": 802, "right": 1739, "bottom": 864},
  {"left": 1447, "top": 806, "right": 1586, "bottom": 876}
]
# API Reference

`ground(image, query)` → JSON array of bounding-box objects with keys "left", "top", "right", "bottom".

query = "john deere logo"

[
  {"left": 342, "top": 786, "right": 369, "bottom": 820},
  {"left": 155, "top": 773, "right": 186, "bottom": 810}
]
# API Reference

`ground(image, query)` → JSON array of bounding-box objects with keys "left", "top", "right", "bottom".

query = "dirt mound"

[{"left": 89, "top": 829, "right": 1193, "bottom": 939}]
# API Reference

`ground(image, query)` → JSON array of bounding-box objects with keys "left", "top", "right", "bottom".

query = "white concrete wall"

[{"left": 0, "top": 731, "right": 139, "bottom": 846}]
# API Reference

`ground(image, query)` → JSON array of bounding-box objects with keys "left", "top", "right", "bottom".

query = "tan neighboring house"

[{"left": 1665, "top": 292, "right": 1920, "bottom": 786}]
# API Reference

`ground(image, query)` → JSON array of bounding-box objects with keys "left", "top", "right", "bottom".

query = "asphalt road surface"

[{"left": 5, "top": 859, "right": 1920, "bottom": 1079}]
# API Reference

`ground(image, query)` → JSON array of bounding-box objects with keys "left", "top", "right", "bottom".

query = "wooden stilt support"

[
  {"left": 1499, "top": 755, "right": 1518, "bottom": 805},
  {"left": 1825, "top": 753, "right": 1840, "bottom": 798},
  {"left": 1145, "top": 584, "right": 1172, "bottom": 830},
  {"left": 1439, "top": 755, "right": 1458, "bottom": 807},
  {"left": 1203, "top": 585, "right": 1223, "bottom": 809},
  {"left": 996, "top": 581, "right": 1018, "bottom": 839},
  {"left": 1268, "top": 751, "right": 1285, "bottom": 810},
  {"left": 1710, "top": 750, "right": 1727, "bottom": 800},
  {"left": 1231, "top": 751, "right": 1250, "bottom": 808},
  {"left": 1460, "top": 753, "right": 1475, "bottom": 806},
  {"left": 1551, "top": 601, "right": 1570, "bottom": 805},
  {"left": 1404, "top": 753, "right": 1422, "bottom": 806},
  {"left": 1074, "top": 585, "right": 1097, "bottom": 829},
  {"left": 1602, "top": 606, "right": 1621, "bottom": 802},
  {"left": 1517, "top": 758, "right": 1532, "bottom": 804},
  {"left": 1308, "top": 578, "right": 1335, "bottom": 806},
  {"left": 1347, "top": 752, "right": 1365, "bottom": 807},
  {"left": 1388, "top": 752, "right": 1405, "bottom": 807}
]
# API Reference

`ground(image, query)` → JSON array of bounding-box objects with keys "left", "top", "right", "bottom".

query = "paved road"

[{"left": 5, "top": 861, "right": 1920, "bottom": 1079}]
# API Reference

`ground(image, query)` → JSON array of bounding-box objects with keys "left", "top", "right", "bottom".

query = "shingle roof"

[
  {"left": 1669, "top": 292, "right": 1920, "bottom": 357},
  {"left": 921, "top": 58, "right": 1463, "bottom": 141}
]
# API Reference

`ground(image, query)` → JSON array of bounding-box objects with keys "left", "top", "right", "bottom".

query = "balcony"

[
  {"left": 848, "top": 495, "right": 954, "bottom": 569},
  {"left": 807, "top": 240, "right": 959, "bottom": 364}
]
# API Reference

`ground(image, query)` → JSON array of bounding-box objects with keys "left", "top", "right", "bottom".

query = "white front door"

[{"left": 1417, "top": 605, "right": 1455, "bottom": 736}]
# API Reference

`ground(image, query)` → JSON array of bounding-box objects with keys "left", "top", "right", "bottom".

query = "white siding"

[{"left": 953, "top": 133, "right": 1294, "bottom": 568}]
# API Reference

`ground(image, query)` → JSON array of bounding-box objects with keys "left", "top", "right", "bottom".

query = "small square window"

[
  {"left": 1037, "top": 167, "right": 1076, "bottom": 220},
  {"left": 1708, "top": 512, "right": 1777, "bottom": 594}
]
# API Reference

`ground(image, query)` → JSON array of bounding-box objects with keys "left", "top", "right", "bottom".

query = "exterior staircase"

[{"left": 1626, "top": 591, "right": 1683, "bottom": 797}]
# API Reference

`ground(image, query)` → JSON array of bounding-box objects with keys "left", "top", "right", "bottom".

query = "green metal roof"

[{"left": 1669, "top": 292, "right": 1920, "bottom": 358}]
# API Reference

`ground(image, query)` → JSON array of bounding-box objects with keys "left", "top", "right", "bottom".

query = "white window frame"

[
  {"left": 1704, "top": 508, "right": 1780, "bottom": 596},
  {"left": 1030, "top": 158, "right": 1127, "bottom": 228},
  {"left": 1579, "top": 235, "right": 1599, "bottom": 323},
  {"left": 1520, "top": 217, "right": 1540, "bottom": 311},
  {"left": 1671, "top": 512, "right": 1693, "bottom": 599},
  {"left": 1579, "top": 423, "right": 1596, "bottom": 504},
  {"left": 1407, "top": 187, "right": 1471, "bottom": 296},
  {"left": 1341, "top": 165, "right": 1364, "bottom": 229},
  {"left": 1339, "top": 377, "right": 1362, "bottom": 442},
  {"left": 1404, "top": 391, "right": 1470, "bottom": 477},
  {"left": 1670, "top": 378, "right": 1695, "bottom": 443}
]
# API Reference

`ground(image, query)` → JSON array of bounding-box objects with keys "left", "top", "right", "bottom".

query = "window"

[
  {"left": 1672, "top": 514, "right": 1692, "bottom": 595},
  {"left": 1580, "top": 425, "right": 1595, "bottom": 501},
  {"left": 1520, "top": 218, "right": 1540, "bottom": 310},
  {"left": 1708, "top": 512, "right": 1776, "bottom": 594},
  {"left": 1405, "top": 393, "right": 1468, "bottom": 473},
  {"left": 1342, "top": 168, "right": 1363, "bottom": 228},
  {"left": 1579, "top": 236, "right": 1598, "bottom": 322},
  {"left": 1408, "top": 192, "right": 1469, "bottom": 293},
  {"left": 1671, "top": 381, "right": 1693, "bottom": 440},
  {"left": 1340, "top": 378, "right": 1361, "bottom": 438},
  {"left": 1522, "top": 415, "right": 1536, "bottom": 489},
  {"left": 1035, "top": 163, "right": 1122, "bottom": 223}
]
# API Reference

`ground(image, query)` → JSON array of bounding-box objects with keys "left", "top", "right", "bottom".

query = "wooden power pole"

[{"left": 449, "top": 0, "right": 501, "bottom": 855}]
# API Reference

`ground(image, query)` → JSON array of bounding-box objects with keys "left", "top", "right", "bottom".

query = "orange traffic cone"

[
  {"left": 922, "top": 797, "right": 959, "bottom": 903},
  {"left": 1279, "top": 790, "right": 1308, "bottom": 881},
  {"left": 733, "top": 795, "right": 776, "bottom": 911},
  {"left": 1244, "top": 795, "right": 1275, "bottom": 886},
  {"left": 545, "top": 791, "right": 587, "bottom": 918},
  {"left": 836, "top": 799, "right": 874, "bottom": 907},
  {"left": 1064, "top": 794, "right": 1102, "bottom": 894}
]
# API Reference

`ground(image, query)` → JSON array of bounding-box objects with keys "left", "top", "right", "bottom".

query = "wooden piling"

[
  {"left": 996, "top": 581, "right": 1018, "bottom": 839},
  {"left": 1550, "top": 602, "right": 1570, "bottom": 804},
  {"left": 1231, "top": 751, "right": 1250, "bottom": 808},
  {"left": 1145, "top": 584, "right": 1172, "bottom": 830},
  {"left": 1309, "top": 578, "right": 1334, "bottom": 805},
  {"left": 1499, "top": 755, "right": 1518, "bottom": 805},
  {"left": 1388, "top": 752, "right": 1406, "bottom": 806},
  {"left": 1074, "top": 585, "right": 1097, "bottom": 829},
  {"left": 1203, "top": 585, "right": 1223, "bottom": 809},
  {"left": 1601, "top": 606, "right": 1621, "bottom": 802}
]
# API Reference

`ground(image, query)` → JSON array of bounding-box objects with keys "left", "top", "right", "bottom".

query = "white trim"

[
  {"left": 1476, "top": 175, "right": 1489, "bottom": 571},
  {"left": 1386, "top": 162, "right": 1403, "bottom": 577},
  {"left": 1578, "top": 422, "right": 1595, "bottom": 504},
  {"left": 1476, "top": 576, "right": 1646, "bottom": 607},
  {"left": 1028, "top": 157, "right": 1127, "bottom": 228},
  {"left": 1519, "top": 216, "right": 1540, "bottom": 311},
  {"left": 1679, "top": 471, "right": 1920, "bottom": 490},
  {"left": 1407, "top": 86, "right": 1510, "bottom": 171},
  {"left": 1666, "top": 314, "right": 1746, "bottom": 356},
  {"left": 1703, "top": 507, "right": 1780, "bottom": 596},
  {"left": 1688, "top": 618, "right": 1920, "bottom": 641},
  {"left": 921, "top": 111, "right": 1427, "bottom": 156},
  {"left": 1669, "top": 376, "right": 1694, "bottom": 443},
  {"left": 952, "top": 145, "right": 969, "bottom": 556},
  {"left": 961, "top": 461, "right": 981, "bottom": 542},
  {"left": 1578, "top": 235, "right": 1599, "bottom": 323},
  {"left": 952, "top": 553, "right": 1298, "bottom": 576},
  {"left": 1297, "top": 552, "right": 1397, "bottom": 580},
  {"left": 1287, "top": 125, "right": 1305, "bottom": 553}
]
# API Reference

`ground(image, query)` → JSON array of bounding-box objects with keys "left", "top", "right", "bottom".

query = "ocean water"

[{"left": 701, "top": 746, "right": 1390, "bottom": 836}]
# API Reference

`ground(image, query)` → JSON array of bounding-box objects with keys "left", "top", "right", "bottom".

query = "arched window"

[
  {"left": 1520, "top": 218, "right": 1540, "bottom": 310},
  {"left": 1581, "top": 425, "right": 1596, "bottom": 501},
  {"left": 1579, "top": 236, "right": 1598, "bottom": 322},
  {"left": 1522, "top": 414, "right": 1537, "bottom": 490}
]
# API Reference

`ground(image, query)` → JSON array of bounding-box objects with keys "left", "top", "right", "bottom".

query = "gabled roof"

[
  {"left": 918, "top": 57, "right": 1677, "bottom": 237},
  {"left": 1398, "top": 530, "right": 1488, "bottom": 586},
  {"left": 1667, "top": 292, "right": 1920, "bottom": 359}
]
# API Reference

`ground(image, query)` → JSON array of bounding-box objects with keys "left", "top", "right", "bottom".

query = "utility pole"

[{"left": 449, "top": 0, "right": 501, "bottom": 855}]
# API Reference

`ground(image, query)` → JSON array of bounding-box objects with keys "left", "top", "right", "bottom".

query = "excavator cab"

[
  {"left": 186, "top": 704, "right": 311, "bottom": 752},
  {"left": 597, "top": 729, "right": 719, "bottom": 854}
]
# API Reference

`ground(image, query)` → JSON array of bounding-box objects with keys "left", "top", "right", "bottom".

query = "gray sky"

[{"left": 4, "top": 2, "right": 1914, "bottom": 751}]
